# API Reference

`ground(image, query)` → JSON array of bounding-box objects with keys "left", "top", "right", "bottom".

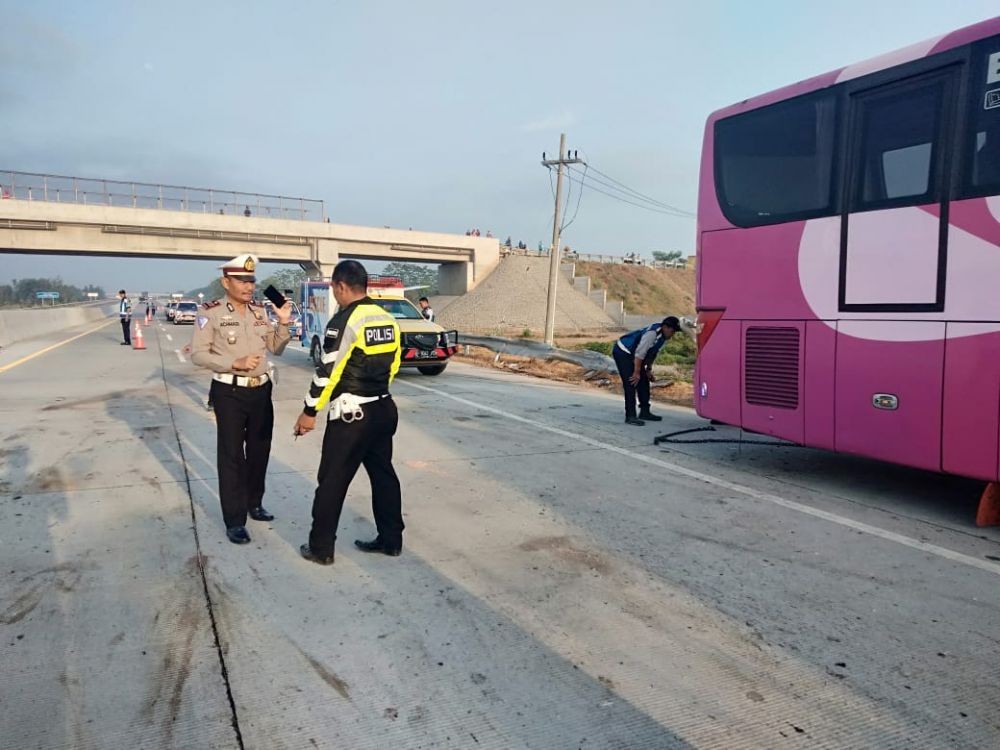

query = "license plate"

[{"left": 416, "top": 350, "right": 437, "bottom": 359}]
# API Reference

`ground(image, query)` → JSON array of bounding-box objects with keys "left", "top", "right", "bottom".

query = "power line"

[
  {"left": 563, "top": 168, "right": 693, "bottom": 218},
  {"left": 583, "top": 163, "right": 695, "bottom": 216},
  {"left": 568, "top": 167, "right": 690, "bottom": 215},
  {"left": 560, "top": 163, "right": 587, "bottom": 232},
  {"left": 566, "top": 165, "right": 693, "bottom": 217}
]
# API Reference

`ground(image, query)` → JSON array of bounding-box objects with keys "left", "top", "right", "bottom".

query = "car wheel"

[
  {"left": 417, "top": 364, "right": 446, "bottom": 376},
  {"left": 310, "top": 337, "right": 323, "bottom": 367}
]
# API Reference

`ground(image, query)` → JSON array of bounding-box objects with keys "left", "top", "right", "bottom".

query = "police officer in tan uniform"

[{"left": 191, "top": 253, "right": 293, "bottom": 544}]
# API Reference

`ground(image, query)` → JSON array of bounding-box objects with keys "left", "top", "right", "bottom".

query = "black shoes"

[
  {"left": 120, "top": 342, "right": 130, "bottom": 346},
  {"left": 226, "top": 526, "right": 251, "bottom": 544},
  {"left": 248, "top": 506, "right": 275, "bottom": 522},
  {"left": 300, "top": 544, "right": 335, "bottom": 566},
  {"left": 354, "top": 538, "right": 402, "bottom": 556},
  {"left": 625, "top": 417, "right": 645, "bottom": 426},
  {"left": 638, "top": 411, "right": 663, "bottom": 422}
]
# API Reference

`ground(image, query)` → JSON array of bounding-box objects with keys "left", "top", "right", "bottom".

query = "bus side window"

[{"left": 961, "top": 36, "right": 1000, "bottom": 197}]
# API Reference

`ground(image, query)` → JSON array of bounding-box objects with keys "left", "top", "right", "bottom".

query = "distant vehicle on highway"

[
  {"left": 164, "top": 301, "right": 178, "bottom": 321},
  {"left": 172, "top": 300, "right": 198, "bottom": 325},
  {"left": 300, "top": 275, "right": 458, "bottom": 375}
]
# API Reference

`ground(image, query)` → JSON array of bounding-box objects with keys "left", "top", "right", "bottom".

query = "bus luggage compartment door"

[
  {"left": 942, "top": 324, "right": 1000, "bottom": 482},
  {"left": 835, "top": 321, "right": 944, "bottom": 472},
  {"left": 694, "top": 319, "right": 741, "bottom": 426},
  {"left": 741, "top": 322, "right": 804, "bottom": 444}
]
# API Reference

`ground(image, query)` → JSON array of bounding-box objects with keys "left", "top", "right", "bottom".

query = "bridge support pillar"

[
  {"left": 299, "top": 260, "right": 337, "bottom": 280},
  {"left": 438, "top": 261, "right": 472, "bottom": 296},
  {"left": 302, "top": 239, "right": 340, "bottom": 280}
]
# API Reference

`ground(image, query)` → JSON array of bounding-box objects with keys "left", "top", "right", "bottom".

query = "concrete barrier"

[{"left": 0, "top": 303, "right": 115, "bottom": 347}]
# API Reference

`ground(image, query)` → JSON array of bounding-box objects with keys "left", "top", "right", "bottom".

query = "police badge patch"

[{"left": 197, "top": 316, "right": 209, "bottom": 329}]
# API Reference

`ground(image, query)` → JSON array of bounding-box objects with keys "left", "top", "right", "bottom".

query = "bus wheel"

[
  {"left": 310, "top": 338, "right": 323, "bottom": 367},
  {"left": 418, "top": 364, "right": 446, "bottom": 376}
]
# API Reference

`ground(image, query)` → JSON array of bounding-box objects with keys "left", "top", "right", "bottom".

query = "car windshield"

[
  {"left": 373, "top": 298, "right": 424, "bottom": 320},
  {"left": 178, "top": 303, "right": 197, "bottom": 312}
]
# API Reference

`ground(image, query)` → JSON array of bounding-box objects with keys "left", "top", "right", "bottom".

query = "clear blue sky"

[{"left": 1, "top": 1, "right": 995, "bottom": 292}]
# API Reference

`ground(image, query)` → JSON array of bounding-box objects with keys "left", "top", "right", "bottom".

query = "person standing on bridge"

[
  {"left": 293, "top": 260, "right": 404, "bottom": 566},
  {"left": 117, "top": 290, "right": 132, "bottom": 346},
  {"left": 190, "top": 253, "right": 293, "bottom": 545},
  {"left": 613, "top": 316, "right": 681, "bottom": 426}
]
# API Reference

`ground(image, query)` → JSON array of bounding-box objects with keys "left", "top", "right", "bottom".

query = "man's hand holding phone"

[{"left": 264, "top": 285, "right": 293, "bottom": 325}]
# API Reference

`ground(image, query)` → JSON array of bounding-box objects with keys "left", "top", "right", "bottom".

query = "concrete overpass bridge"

[{"left": 0, "top": 171, "right": 499, "bottom": 294}]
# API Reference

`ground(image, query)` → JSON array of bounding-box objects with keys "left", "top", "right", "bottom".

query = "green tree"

[
  {"left": 381, "top": 262, "right": 438, "bottom": 299},
  {"left": 186, "top": 278, "right": 225, "bottom": 301},
  {"left": 652, "top": 250, "right": 683, "bottom": 263},
  {"left": 259, "top": 267, "right": 307, "bottom": 295},
  {"left": 11, "top": 277, "right": 89, "bottom": 304}
]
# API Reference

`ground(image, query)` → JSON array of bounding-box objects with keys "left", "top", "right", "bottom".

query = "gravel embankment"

[{"left": 437, "top": 256, "right": 620, "bottom": 335}]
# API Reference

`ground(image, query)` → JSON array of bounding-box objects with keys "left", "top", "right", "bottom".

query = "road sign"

[{"left": 35, "top": 291, "right": 60, "bottom": 299}]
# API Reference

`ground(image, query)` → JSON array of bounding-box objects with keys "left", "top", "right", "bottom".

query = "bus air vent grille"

[{"left": 744, "top": 327, "right": 800, "bottom": 409}]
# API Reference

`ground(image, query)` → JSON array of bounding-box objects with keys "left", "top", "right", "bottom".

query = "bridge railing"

[{"left": 0, "top": 170, "right": 325, "bottom": 222}]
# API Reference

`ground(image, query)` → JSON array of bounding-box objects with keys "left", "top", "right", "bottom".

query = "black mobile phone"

[{"left": 263, "top": 285, "right": 287, "bottom": 308}]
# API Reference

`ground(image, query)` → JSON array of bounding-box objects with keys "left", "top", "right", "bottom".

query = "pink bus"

[{"left": 695, "top": 17, "right": 1000, "bottom": 483}]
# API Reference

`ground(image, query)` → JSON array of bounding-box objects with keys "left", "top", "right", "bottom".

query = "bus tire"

[{"left": 417, "top": 364, "right": 446, "bottom": 376}]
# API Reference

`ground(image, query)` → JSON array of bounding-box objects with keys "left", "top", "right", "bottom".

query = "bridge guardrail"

[{"left": 0, "top": 170, "right": 325, "bottom": 222}]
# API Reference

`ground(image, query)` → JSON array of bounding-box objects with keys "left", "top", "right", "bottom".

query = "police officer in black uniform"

[
  {"left": 294, "top": 260, "right": 404, "bottom": 565},
  {"left": 614, "top": 316, "right": 681, "bottom": 426},
  {"left": 191, "top": 253, "right": 292, "bottom": 544}
]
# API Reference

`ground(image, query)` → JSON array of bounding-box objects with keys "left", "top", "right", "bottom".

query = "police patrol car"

[{"left": 300, "top": 275, "right": 458, "bottom": 375}]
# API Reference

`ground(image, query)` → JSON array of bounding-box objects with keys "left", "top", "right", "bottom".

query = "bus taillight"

[{"left": 696, "top": 309, "right": 725, "bottom": 353}]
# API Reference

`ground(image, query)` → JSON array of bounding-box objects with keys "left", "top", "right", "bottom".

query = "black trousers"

[
  {"left": 210, "top": 379, "right": 274, "bottom": 528},
  {"left": 613, "top": 347, "right": 650, "bottom": 419},
  {"left": 309, "top": 397, "right": 403, "bottom": 557},
  {"left": 120, "top": 318, "right": 131, "bottom": 344}
]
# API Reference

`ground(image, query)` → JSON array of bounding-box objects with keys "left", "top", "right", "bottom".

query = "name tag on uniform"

[{"left": 365, "top": 325, "right": 396, "bottom": 345}]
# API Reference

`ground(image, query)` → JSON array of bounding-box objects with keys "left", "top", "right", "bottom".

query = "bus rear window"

[{"left": 714, "top": 93, "right": 837, "bottom": 227}]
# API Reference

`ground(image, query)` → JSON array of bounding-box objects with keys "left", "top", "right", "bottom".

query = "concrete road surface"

[{"left": 1, "top": 317, "right": 998, "bottom": 749}]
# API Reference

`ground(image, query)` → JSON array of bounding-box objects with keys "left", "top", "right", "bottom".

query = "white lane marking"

[
  {"left": 166, "top": 334, "right": 173, "bottom": 342},
  {"left": 398, "top": 380, "right": 1000, "bottom": 577},
  {"left": 175, "top": 349, "right": 186, "bottom": 363}
]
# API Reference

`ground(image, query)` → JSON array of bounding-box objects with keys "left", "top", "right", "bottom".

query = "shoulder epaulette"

[{"left": 203, "top": 300, "right": 221, "bottom": 309}]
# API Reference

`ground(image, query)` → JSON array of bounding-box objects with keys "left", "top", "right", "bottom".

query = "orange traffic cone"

[
  {"left": 146, "top": 309, "right": 151, "bottom": 324},
  {"left": 133, "top": 322, "right": 146, "bottom": 350},
  {"left": 975, "top": 482, "right": 1000, "bottom": 527}
]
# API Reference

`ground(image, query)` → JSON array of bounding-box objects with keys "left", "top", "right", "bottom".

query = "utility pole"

[{"left": 541, "top": 133, "right": 583, "bottom": 345}]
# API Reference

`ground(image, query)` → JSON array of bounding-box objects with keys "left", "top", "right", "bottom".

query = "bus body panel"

[
  {"left": 942, "top": 325, "right": 1000, "bottom": 481},
  {"left": 803, "top": 321, "right": 837, "bottom": 451},
  {"left": 834, "top": 323, "right": 945, "bottom": 472},
  {"left": 693, "top": 320, "right": 742, "bottom": 427},
  {"left": 698, "top": 224, "right": 811, "bottom": 318}
]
